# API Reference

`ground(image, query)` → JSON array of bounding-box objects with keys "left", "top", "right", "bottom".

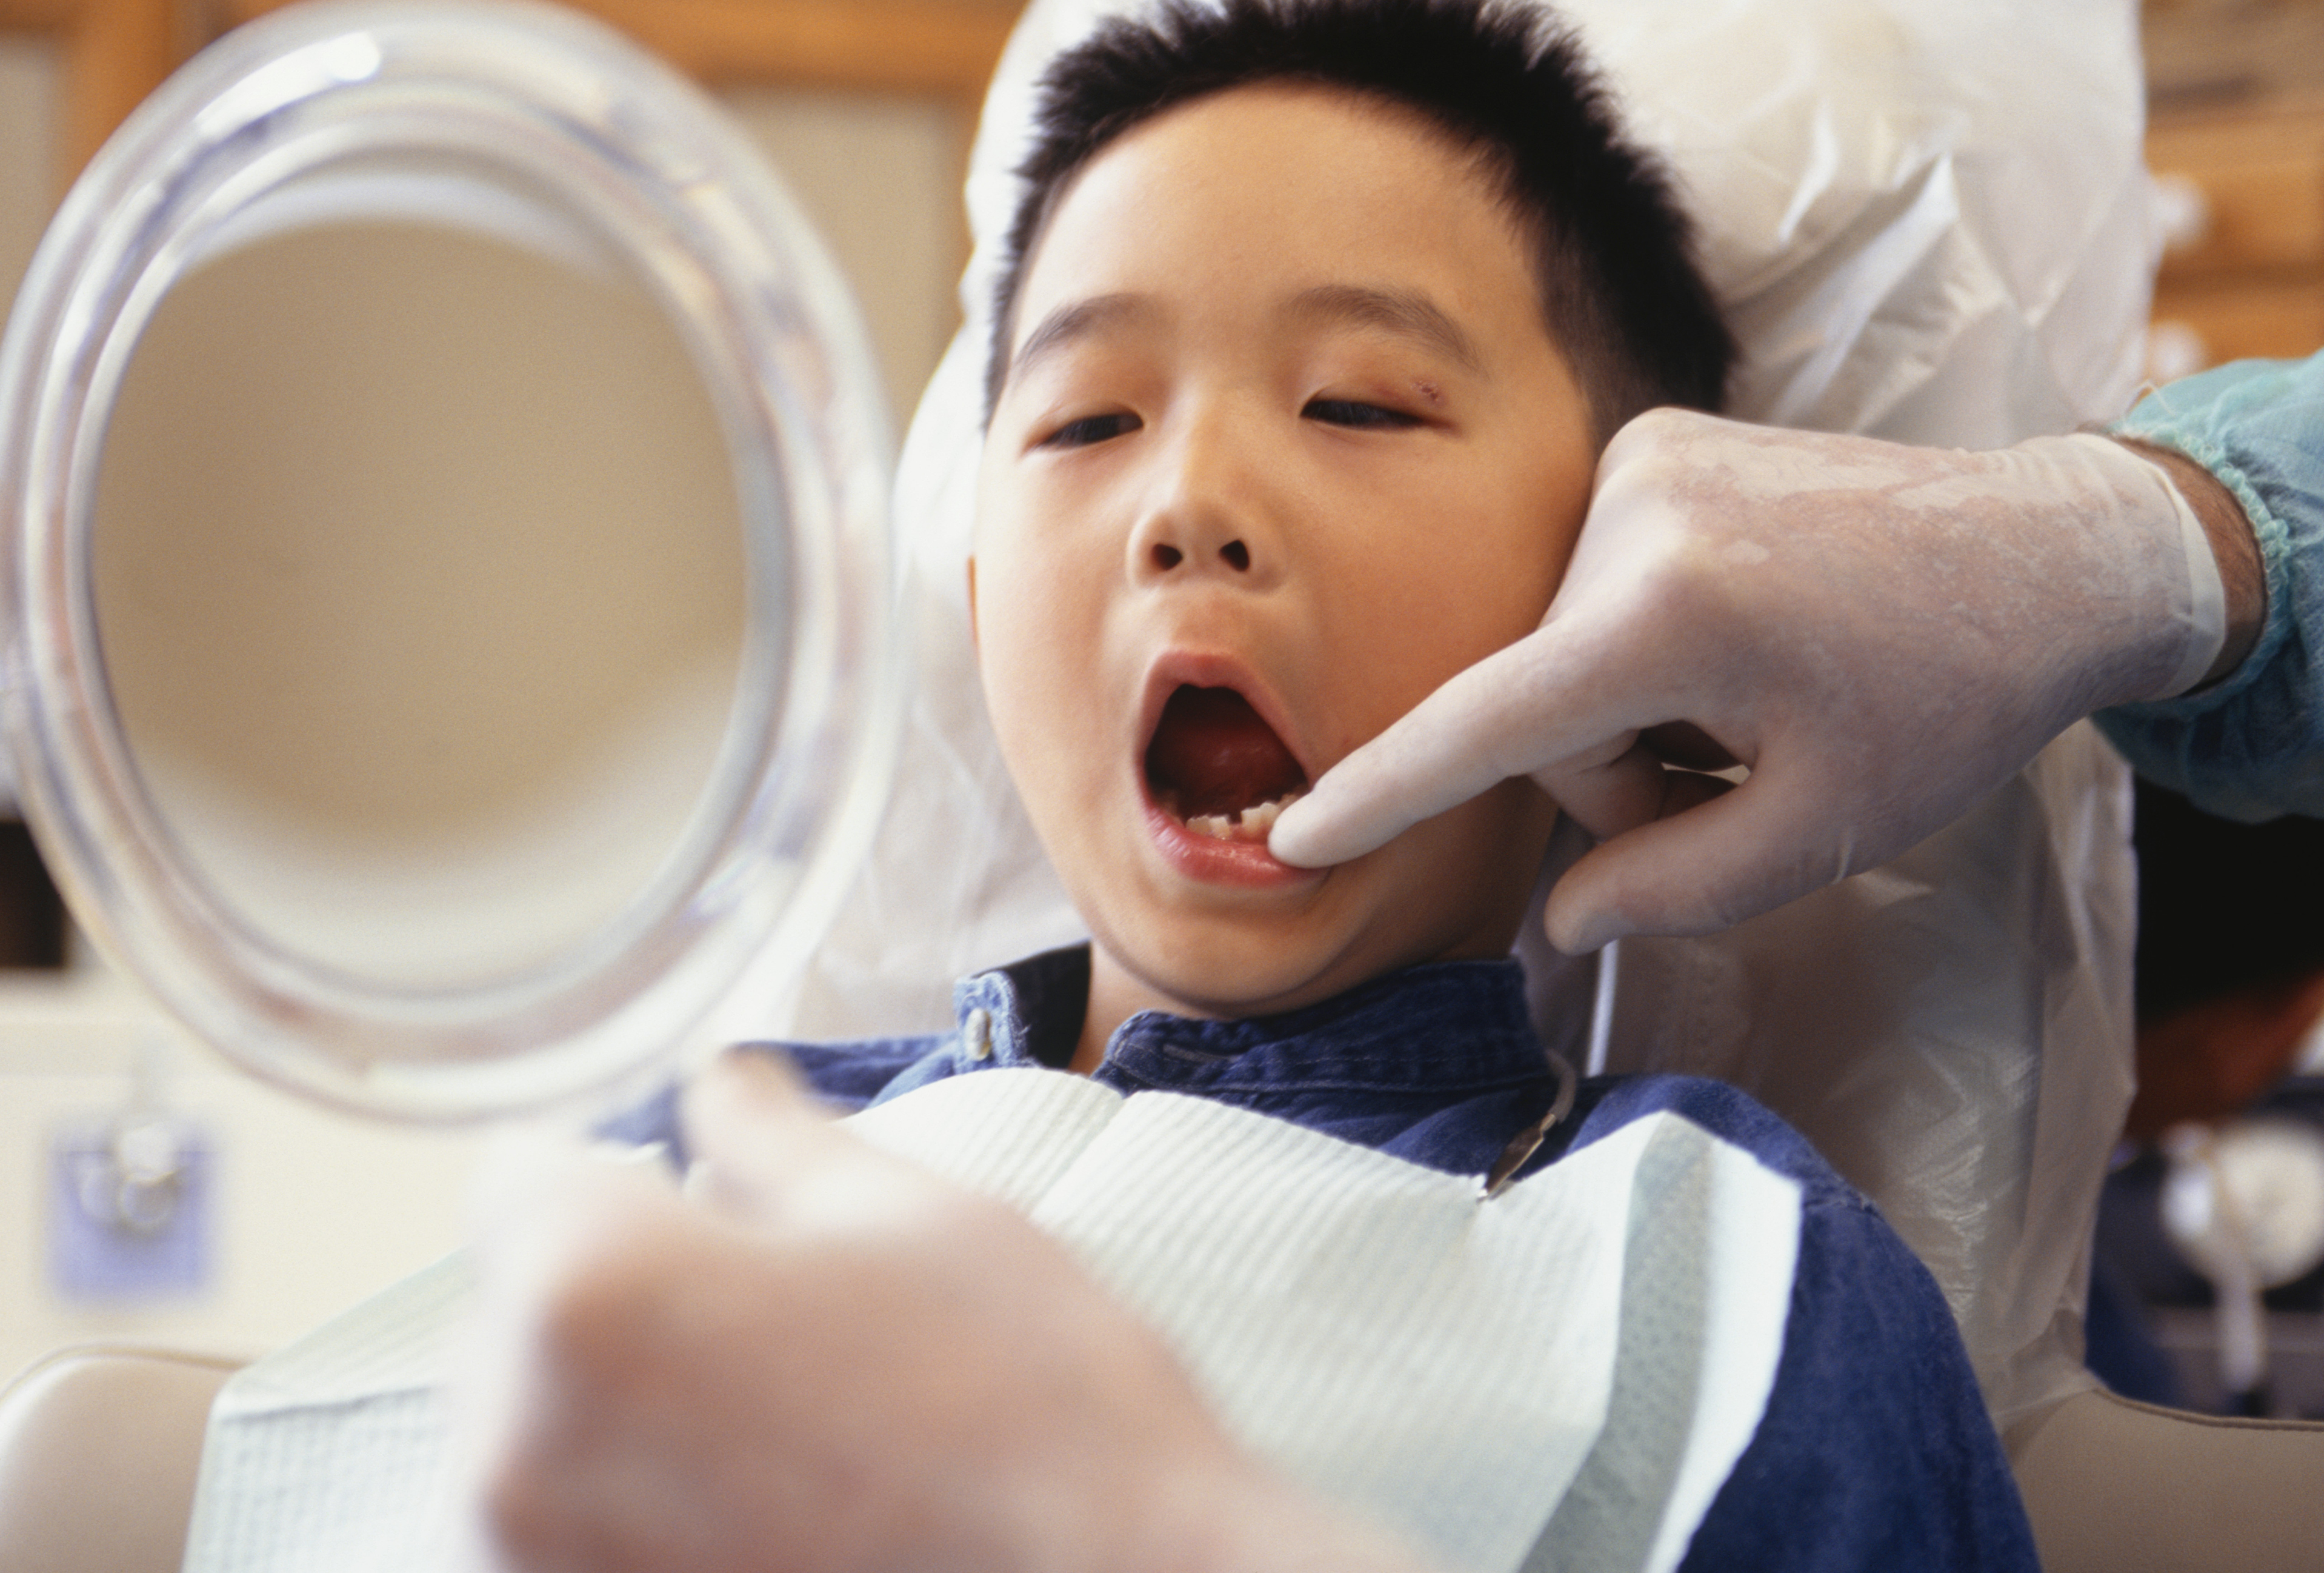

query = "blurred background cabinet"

[
  {"left": 2146, "top": 102, "right": 2324, "bottom": 373},
  {"left": 2144, "top": 0, "right": 2324, "bottom": 373}
]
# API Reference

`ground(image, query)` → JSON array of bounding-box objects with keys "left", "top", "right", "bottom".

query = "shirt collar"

[{"left": 947, "top": 944, "right": 1553, "bottom": 1096}]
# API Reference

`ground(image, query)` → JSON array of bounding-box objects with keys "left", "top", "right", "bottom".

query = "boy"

[
  {"left": 207, "top": 3, "right": 2037, "bottom": 1570},
  {"left": 559, "top": 2, "right": 2032, "bottom": 1566}
]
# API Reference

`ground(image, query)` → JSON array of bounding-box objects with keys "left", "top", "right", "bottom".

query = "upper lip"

[{"left": 1135, "top": 649, "right": 1317, "bottom": 806}]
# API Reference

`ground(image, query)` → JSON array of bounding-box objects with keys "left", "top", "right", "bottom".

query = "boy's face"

[{"left": 975, "top": 84, "right": 1596, "bottom": 1039}]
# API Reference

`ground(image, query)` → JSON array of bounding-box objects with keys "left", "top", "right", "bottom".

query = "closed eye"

[
  {"left": 1039, "top": 412, "right": 1142, "bottom": 449},
  {"left": 1302, "top": 398, "right": 1423, "bottom": 430}
]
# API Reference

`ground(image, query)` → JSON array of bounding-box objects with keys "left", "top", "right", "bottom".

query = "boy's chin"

[
  {"left": 1094, "top": 918, "right": 1447, "bottom": 1025},
  {"left": 1079, "top": 789, "right": 1553, "bottom": 1026}
]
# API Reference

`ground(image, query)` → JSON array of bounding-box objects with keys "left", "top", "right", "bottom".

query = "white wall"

[
  {"left": 0, "top": 972, "right": 485, "bottom": 1381},
  {"left": 0, "top": 42, "right": 969, "bottom": 1384},
  {"left": 724, "top": 85, "right": 965, "bottom": 430}
]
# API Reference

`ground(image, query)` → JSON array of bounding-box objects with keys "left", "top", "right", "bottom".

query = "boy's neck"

[
  {"left": 1071, "top": 925, "right": 1530, "bottom": 1074},
  {"left": 1076, "top": 949, "right": 1207, "bottom": 1074}
]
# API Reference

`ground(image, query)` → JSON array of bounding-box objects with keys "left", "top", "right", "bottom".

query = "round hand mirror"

[{"left": 0, "top": 1, "right": 901, "bottom": 1120}]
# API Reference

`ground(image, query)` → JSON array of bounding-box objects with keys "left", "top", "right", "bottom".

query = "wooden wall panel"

[{"left": 2149, "top": 99, "right": 2324, "bottom": 368}]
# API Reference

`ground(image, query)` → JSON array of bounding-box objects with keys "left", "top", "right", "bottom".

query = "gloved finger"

[
  {"left": 679, "top": 1048, "right": 834, "bottom": 1224},
  {"left": 1271, "top": 623, "right": 1662, "bottom": 867},
  {"left": 1540, "top": 773, "right": 1845, "bottom": 953},
  {"left": 468, "top": 1124, "right": 679, "bottom": 1278},
  {"left": 684, "top": 1050, "right": 975, "bottom": 1248},
  {"left": 1532, "top": 740, "right": 1668, "bottom": 841},
  {"left": 454, "top": 1126, "right": 689, "bottom": 1504}
]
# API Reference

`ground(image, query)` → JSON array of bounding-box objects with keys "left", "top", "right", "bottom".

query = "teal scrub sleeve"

[{"left": 2098, "top": 350, "right": 2324, "bottom": 820}]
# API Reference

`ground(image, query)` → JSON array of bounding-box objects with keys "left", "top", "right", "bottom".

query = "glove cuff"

[
  {"left": 2153, "top": 457, "right": 2229, "bottom": 697},
  {"left": 2058, "top": 433, "right": 2227, "bottom": 702}
]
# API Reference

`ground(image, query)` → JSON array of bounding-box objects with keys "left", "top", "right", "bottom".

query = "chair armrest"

[
  {"left": 0, "top": 1344, "right": 244, "bottom": 1573},
  {"left": 2008, "top": 1385, "right": 2324, "bottom": 1572}
]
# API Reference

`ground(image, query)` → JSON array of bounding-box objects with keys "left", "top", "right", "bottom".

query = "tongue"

[{"left": 1145, "top": 686, "right": 1307, "bottom": 820}]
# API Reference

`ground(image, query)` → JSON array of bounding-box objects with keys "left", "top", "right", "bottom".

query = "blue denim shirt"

[
  {"left": 619, "top": 949, "right": 2035, "bottom": 1572},
  {"left": 2103, "top": 350, "right": 2324, "bottom": 818}
]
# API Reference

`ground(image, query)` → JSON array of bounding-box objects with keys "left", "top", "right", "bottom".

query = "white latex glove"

[
  {"left": 465, "top": 1053, "right": 1434, "bottom": 1573},
  {"left": 1269, "top": 409, "right": 2229, "bottom": 952}
]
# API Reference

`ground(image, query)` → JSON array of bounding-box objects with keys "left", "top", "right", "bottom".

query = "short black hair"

[{"left": 985, "top": 0, "right": 1734, "bottom": 438}]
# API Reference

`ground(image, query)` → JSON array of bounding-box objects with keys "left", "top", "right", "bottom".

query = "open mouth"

[{"left": 1143, "top": 684, "right": 1309, "bottom": 843}]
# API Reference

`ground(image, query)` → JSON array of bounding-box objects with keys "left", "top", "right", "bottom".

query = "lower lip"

[{"left": 1144, "top": 801, "right": 1319, "bottom": 888}]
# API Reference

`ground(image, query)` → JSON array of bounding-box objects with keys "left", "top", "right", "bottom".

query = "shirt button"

[{"left": 963, "top": 1007, "right": 993, "bottom": 1061}]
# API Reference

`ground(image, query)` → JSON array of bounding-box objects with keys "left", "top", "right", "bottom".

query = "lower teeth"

[{"left": 1185, "top": 792, "right": 1302, "bottom": 843}]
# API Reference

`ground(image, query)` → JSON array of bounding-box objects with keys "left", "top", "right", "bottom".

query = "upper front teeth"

[{"left": 1186, "top": 792, "right": 1302, "bottom": 843}]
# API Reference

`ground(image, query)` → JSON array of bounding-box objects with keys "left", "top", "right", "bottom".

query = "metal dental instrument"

[{"left": 1478, "top": 1046, "right": 1577, "bottom": 1201}]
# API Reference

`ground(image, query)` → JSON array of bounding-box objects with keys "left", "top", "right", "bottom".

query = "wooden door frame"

[
  {"left": 0, "top": 0, "right": 174, "bottom": 185},
  {"left": 5, "top": 1, "right": 1020, "bottom": 189},
  {"left": 212, "top": 1, "right": 1019, "bottom": 103}
]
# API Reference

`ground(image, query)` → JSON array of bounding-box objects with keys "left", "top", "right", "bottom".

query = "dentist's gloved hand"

[
  {"left": 1270, "top": 409, "right": 2253, "bottom": 952},
  {"left": 467, "top": 1052, "right": 1433, "bottom": 1573}
]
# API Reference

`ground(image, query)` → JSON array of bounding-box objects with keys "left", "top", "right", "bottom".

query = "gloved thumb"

[{"left": 1539, "top": 769, "right": 1856, "bottom": 952}]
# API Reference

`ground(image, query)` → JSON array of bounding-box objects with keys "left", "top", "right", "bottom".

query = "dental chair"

[
  {"left": 783, "top": 0, "right": 2324, "bottom": 1566},
  {"left": 0, "top": 1345, "right": 241, "bottom": 1573}
]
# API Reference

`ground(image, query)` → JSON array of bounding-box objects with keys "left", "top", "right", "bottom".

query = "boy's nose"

[
  {"left": 1127, "top": 418, "right": 1280, "bottom": 587},
  {"left": 1145, "top": 536, "right": 1252, "bottom": 574}
]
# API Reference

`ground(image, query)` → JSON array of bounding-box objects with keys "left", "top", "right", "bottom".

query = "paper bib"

[{"left": 185, "top": 1070, "right": 1800, "bottom": 1573}]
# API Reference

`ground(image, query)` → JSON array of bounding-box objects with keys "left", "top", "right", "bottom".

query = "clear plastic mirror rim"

[{"left": 0, "top": 0, "right": 902, "bottom": 1121}]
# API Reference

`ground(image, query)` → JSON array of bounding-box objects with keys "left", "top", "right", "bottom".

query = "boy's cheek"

[{"left": 977, "top": 634, "right": 1102, "bottom": 820}]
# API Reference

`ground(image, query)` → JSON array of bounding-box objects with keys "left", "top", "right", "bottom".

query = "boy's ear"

[{"left": 964, "top": 556, "right": 979, "bottom": 650}]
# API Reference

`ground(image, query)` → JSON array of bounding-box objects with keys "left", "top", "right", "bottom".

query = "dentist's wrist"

[{"left": 2117, "top": 437, "right": 2264, "bottom": 689}]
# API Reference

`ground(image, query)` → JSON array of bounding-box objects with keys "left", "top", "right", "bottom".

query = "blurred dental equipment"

[
  {"left": 2160, "top": 1118, "right": 2324, "bottom": 1415},
  {"left": 45, "top": 1038, "right": 213, "bottom": 1303}
]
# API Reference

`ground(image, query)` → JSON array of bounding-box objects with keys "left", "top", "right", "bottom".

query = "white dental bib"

[{"left": 183, "top": 1071, "right": 1800, "bottom": 1573}]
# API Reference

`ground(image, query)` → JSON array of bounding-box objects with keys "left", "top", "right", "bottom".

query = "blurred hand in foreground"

[
  {"left": 464, "top": 1052, "right": 1434, "bottom": 1573},
  {"left": 1270, "top": 409, "right": 2255, "bottom": 952}
]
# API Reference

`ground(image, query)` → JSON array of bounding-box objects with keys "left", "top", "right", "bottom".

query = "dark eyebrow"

[
  {"left": 1006, "top": 294, "right": 1154, "bottom": 387},
  {"left": 1287, "top": 284, "right": 1482, "bottom": 373}
]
